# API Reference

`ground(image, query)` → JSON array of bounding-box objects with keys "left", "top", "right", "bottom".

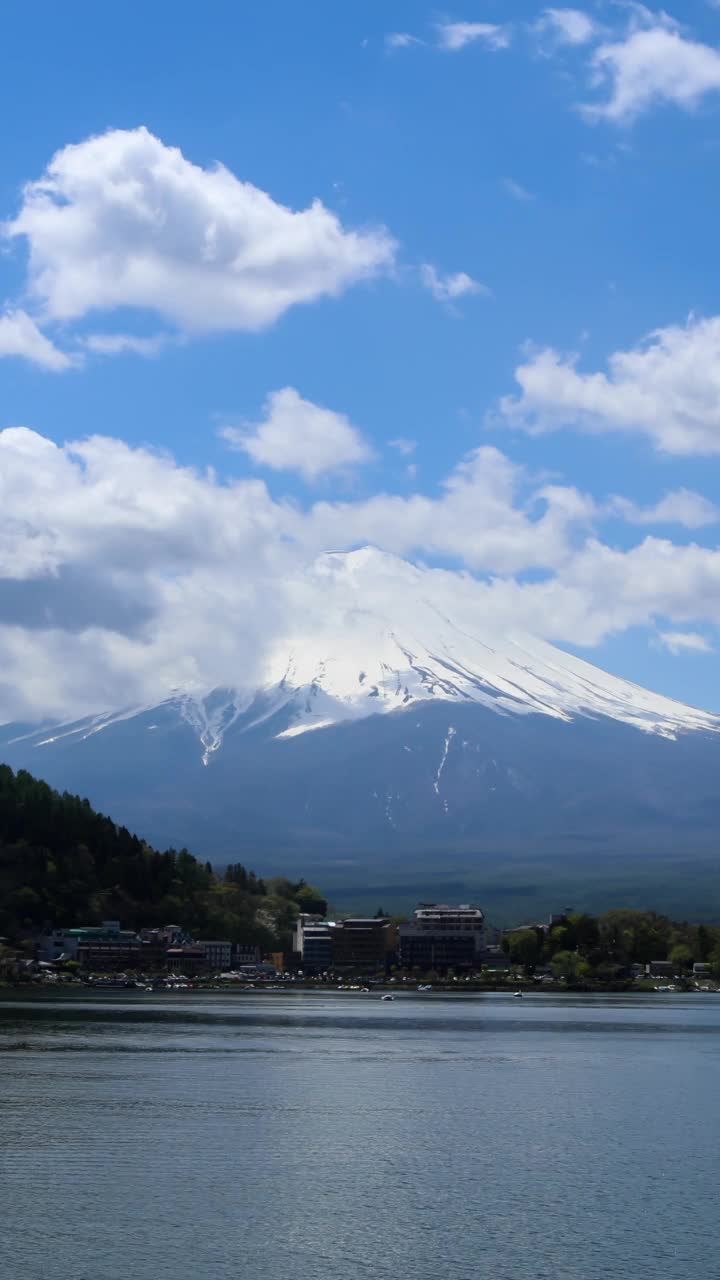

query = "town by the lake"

[{"left": 3, "top": 901, "right": 718, "bottom": 994}]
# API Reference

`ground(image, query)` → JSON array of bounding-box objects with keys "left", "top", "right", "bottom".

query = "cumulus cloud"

[
  {"left": 611, "top": 489, "right": 720, "bottom": 528},
  {"left": 585, "top": 21, "right": 720, "bottom": 123},
  {"left": 4, "top": 127, "right": 396, "bottom": 335},
  {"left": 656, "top": 630, "right": 714, "bottom": 655},
  {"left": 0, "top": 308, "right": 73, "bottom": 371},
  {"left": 538, "top": 8, "right": 598, "bottom": 46},
  {"left": 435, "top": 22, "right": 510, "bottom": 52},
  {"left": 0, "top": 426, "right": 289, "bottom": 718},
  {"left": 220, "top": 387, "right": 374, "bottom": 482},
  {"left": 83, "top": 332, "right": 172, "bottom": 358},
  {"left": 385, "top": 32, "right": 422, "bottom": 49},
  {"left": 298, "top": 446, "right": 596, "bottom": 575},
  {"left": 2, "top": 425, "right": 720, "bottom": 722},
  {"left": 420, "top": 264, "right": 488, "bottom": 303},
  {"left": 499, "top": 315, "right": 720, "bottom": 454}
]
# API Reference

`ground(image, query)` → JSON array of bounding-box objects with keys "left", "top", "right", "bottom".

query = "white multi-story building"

[
  {"left": 399, "top": 903, "right": 485, "bottom": 972},
  {"left": 294, "top": 914, "right": 335, "bottom": 973}
]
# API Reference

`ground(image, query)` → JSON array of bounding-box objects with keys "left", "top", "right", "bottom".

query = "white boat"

[
  {"left": 513, "top": 990, "right": 523, "bottom": 998},
  {"left": 381, "top": 994, "right": 394, "bottom": 1001}
]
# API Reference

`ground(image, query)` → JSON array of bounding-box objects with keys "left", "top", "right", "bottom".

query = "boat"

[
  {"left": 381, "top": 994, "right": 394, "bottom": 1001},
  {"left": 513, "top": 990, "right": 523, "bottom": 998}
]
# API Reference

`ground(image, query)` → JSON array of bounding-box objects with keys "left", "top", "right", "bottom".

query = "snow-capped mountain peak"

[
  {"left": 3, "top": 550, "right": 719, "bottom": 899},
  {"left": 251, "top": 548, "right": 718, "bottom": 743},
  {"left": 5, "top": 548, "right": 717, "bottom": 762}
]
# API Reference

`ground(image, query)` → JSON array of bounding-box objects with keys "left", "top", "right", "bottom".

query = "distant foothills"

[{"left": 1, "top": 764, "right": 720, "bottom": 991}]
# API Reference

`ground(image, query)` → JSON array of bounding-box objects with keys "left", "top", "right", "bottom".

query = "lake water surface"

[{"left": 1, "top": 990, "right": 717, "bottom": 1280}]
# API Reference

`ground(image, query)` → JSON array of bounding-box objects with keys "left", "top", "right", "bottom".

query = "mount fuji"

[{"left": 2, "top": 549, "right": 719, "bottom": 917}]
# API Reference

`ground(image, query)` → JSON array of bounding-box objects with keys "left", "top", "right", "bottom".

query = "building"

[
  {"left": 75, "top": 925, "right": 141, "bottom": 971},
  {"left": 139, "top": 925, "right": 187, "bottom": 969},
  {"left": 196, "top": 940, "right": 233, "bottom": 970},
  {"left": 166, "top": 946, "right": 207, "bottom": 974},
  {"left": 649, "top": 960, "right": 674, "bottom": 977},
  {"left": 332, "top": 918, "right": 397, "bottom": 972},
  {"left": 37, "top": 922, "right": 141, "bottom": 971},
  {"left": 399, "top": 903, "right": 485, "bottom": 972},
  {"left": 480, "top": 944, "right": 511, "bottom": 972},
  {"left": 293, "top": 914, "right": 334, "bottom": 974},
  {"left": 0, "top": 941, "right": 24, "bottom": 982},
  {"left": 232, "top": 943, "right": 262, "bottom": 967},
  {"left": 36, "top": 929, "right": 81, "bottom": 963},
  {"left": 237, "top": 962, "right": 278, "bottom": 979}
]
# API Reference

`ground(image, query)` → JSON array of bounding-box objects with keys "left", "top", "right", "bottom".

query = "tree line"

[
  {"left": 503, "top": 910, "right": 720, "bottom": 983},
  {"left": 0, "top": 764, "right": 325, "bottom": 952}
]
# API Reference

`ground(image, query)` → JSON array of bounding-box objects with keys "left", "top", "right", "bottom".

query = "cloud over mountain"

[{"left": 1, "top": 424, "right": 720, "bottom": 723}]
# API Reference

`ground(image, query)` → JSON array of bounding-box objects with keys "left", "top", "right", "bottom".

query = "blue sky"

[{"left": 2, "top": 0, "right": 720, "bottom": 717}]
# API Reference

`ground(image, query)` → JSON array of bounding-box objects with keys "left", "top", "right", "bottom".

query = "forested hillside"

[{"left": 0, "top": 764, "right": 325, "bottom": 948}]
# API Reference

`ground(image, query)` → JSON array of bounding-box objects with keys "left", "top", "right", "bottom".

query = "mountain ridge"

[
  {"left": 2, "top": 549, "right": 719, "bottom": 919},
  {"left": 3, "top": 548, "right": 718, "bottom": 767}
]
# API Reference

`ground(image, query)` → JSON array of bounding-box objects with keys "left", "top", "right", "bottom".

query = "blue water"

[{"left": 1, "top": 990, "right": 717, "bottom": 1280}]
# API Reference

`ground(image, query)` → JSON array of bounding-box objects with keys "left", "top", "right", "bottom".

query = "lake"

[{"left": 0, "top": 990, "right": 717, "bottom": 1280}]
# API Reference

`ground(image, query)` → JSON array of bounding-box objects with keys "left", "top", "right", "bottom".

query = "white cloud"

[
  {"left": 502, "top": 178, "right": 535, "bottom": 202},
  {"left": 538, "top": 8, "right": 598, "bottom": 46},
  {"left": 298, "top": 445, "right": 596, "bottom": 575},
  {"left": 220, "top": 387, "right": 374, "bottom": 482},
  {"left": 499, "top": 315, "right": 720, "bottom": 454},
  {"left": 585, "top": 24, "right": 720, "bottom": 123},
  {"left": 385, "top": 21, "right": 510, "bottom": 54},
  {"left": 3, "top": 425, "right": 720, "bottom": 721},
  {"left": 611, "top": 489, "right": 720, "bottom": 528},
  {"left": 420, "top": 263, "right": 488, "bottom": 303},
  {"left": 4, "top": 127, "right": 396, "bottom": 335},
  {"left": 385, "top": 32, "right": 422, "bottom": 49},
  {"left": 656, "top": 630, "right": 714, "bottom": 655},
  {"left": 435, "top": 22, "right": 510, "bottom": 52},
  {"left": 388, "top": 437, "right": 417, "bottom": 456},
  {"left": 83, "top": 332, "right": 172, "bottom": 358},
  {"left": 0, "top": 307, "right": 72, "bottom": 371}
]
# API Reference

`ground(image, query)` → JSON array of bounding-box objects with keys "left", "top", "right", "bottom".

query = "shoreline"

[{"left": 1, "top": 979, "right": 717, "bottom": 997}]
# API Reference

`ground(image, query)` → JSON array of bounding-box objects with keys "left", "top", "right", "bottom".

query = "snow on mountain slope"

[
  {"left": 255, "top": 548, "right": 719, "bottom": 741},
  {"left": 4, "top": 547, "right": 718, "bottom": 761}
]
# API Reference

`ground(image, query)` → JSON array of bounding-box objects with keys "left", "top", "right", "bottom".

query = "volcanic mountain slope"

[{"left": 1, "top": 548, "right": 719, "bottom": 906}]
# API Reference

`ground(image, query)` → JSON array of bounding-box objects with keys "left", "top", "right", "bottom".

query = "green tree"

[
  {"left": 551, "top": 950, "right": 590, "bottom": 983},
  {"left": 669, "top": 944, "right": 693, "bottom": 972},
  {"left": 507, "top": 928, "right": 541, "bottom": 972},
  {"left": 0, "top": 763, "right": 326, "bottom": 952},
  {"left": 567, "top": 913, "right": 600, "bottom": 955},
  {"left": 294, "top": 883, "right": 328, "bottom": 915},
  {"left": 696, "top": 925, "right": 712, "bottom": 962}
]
